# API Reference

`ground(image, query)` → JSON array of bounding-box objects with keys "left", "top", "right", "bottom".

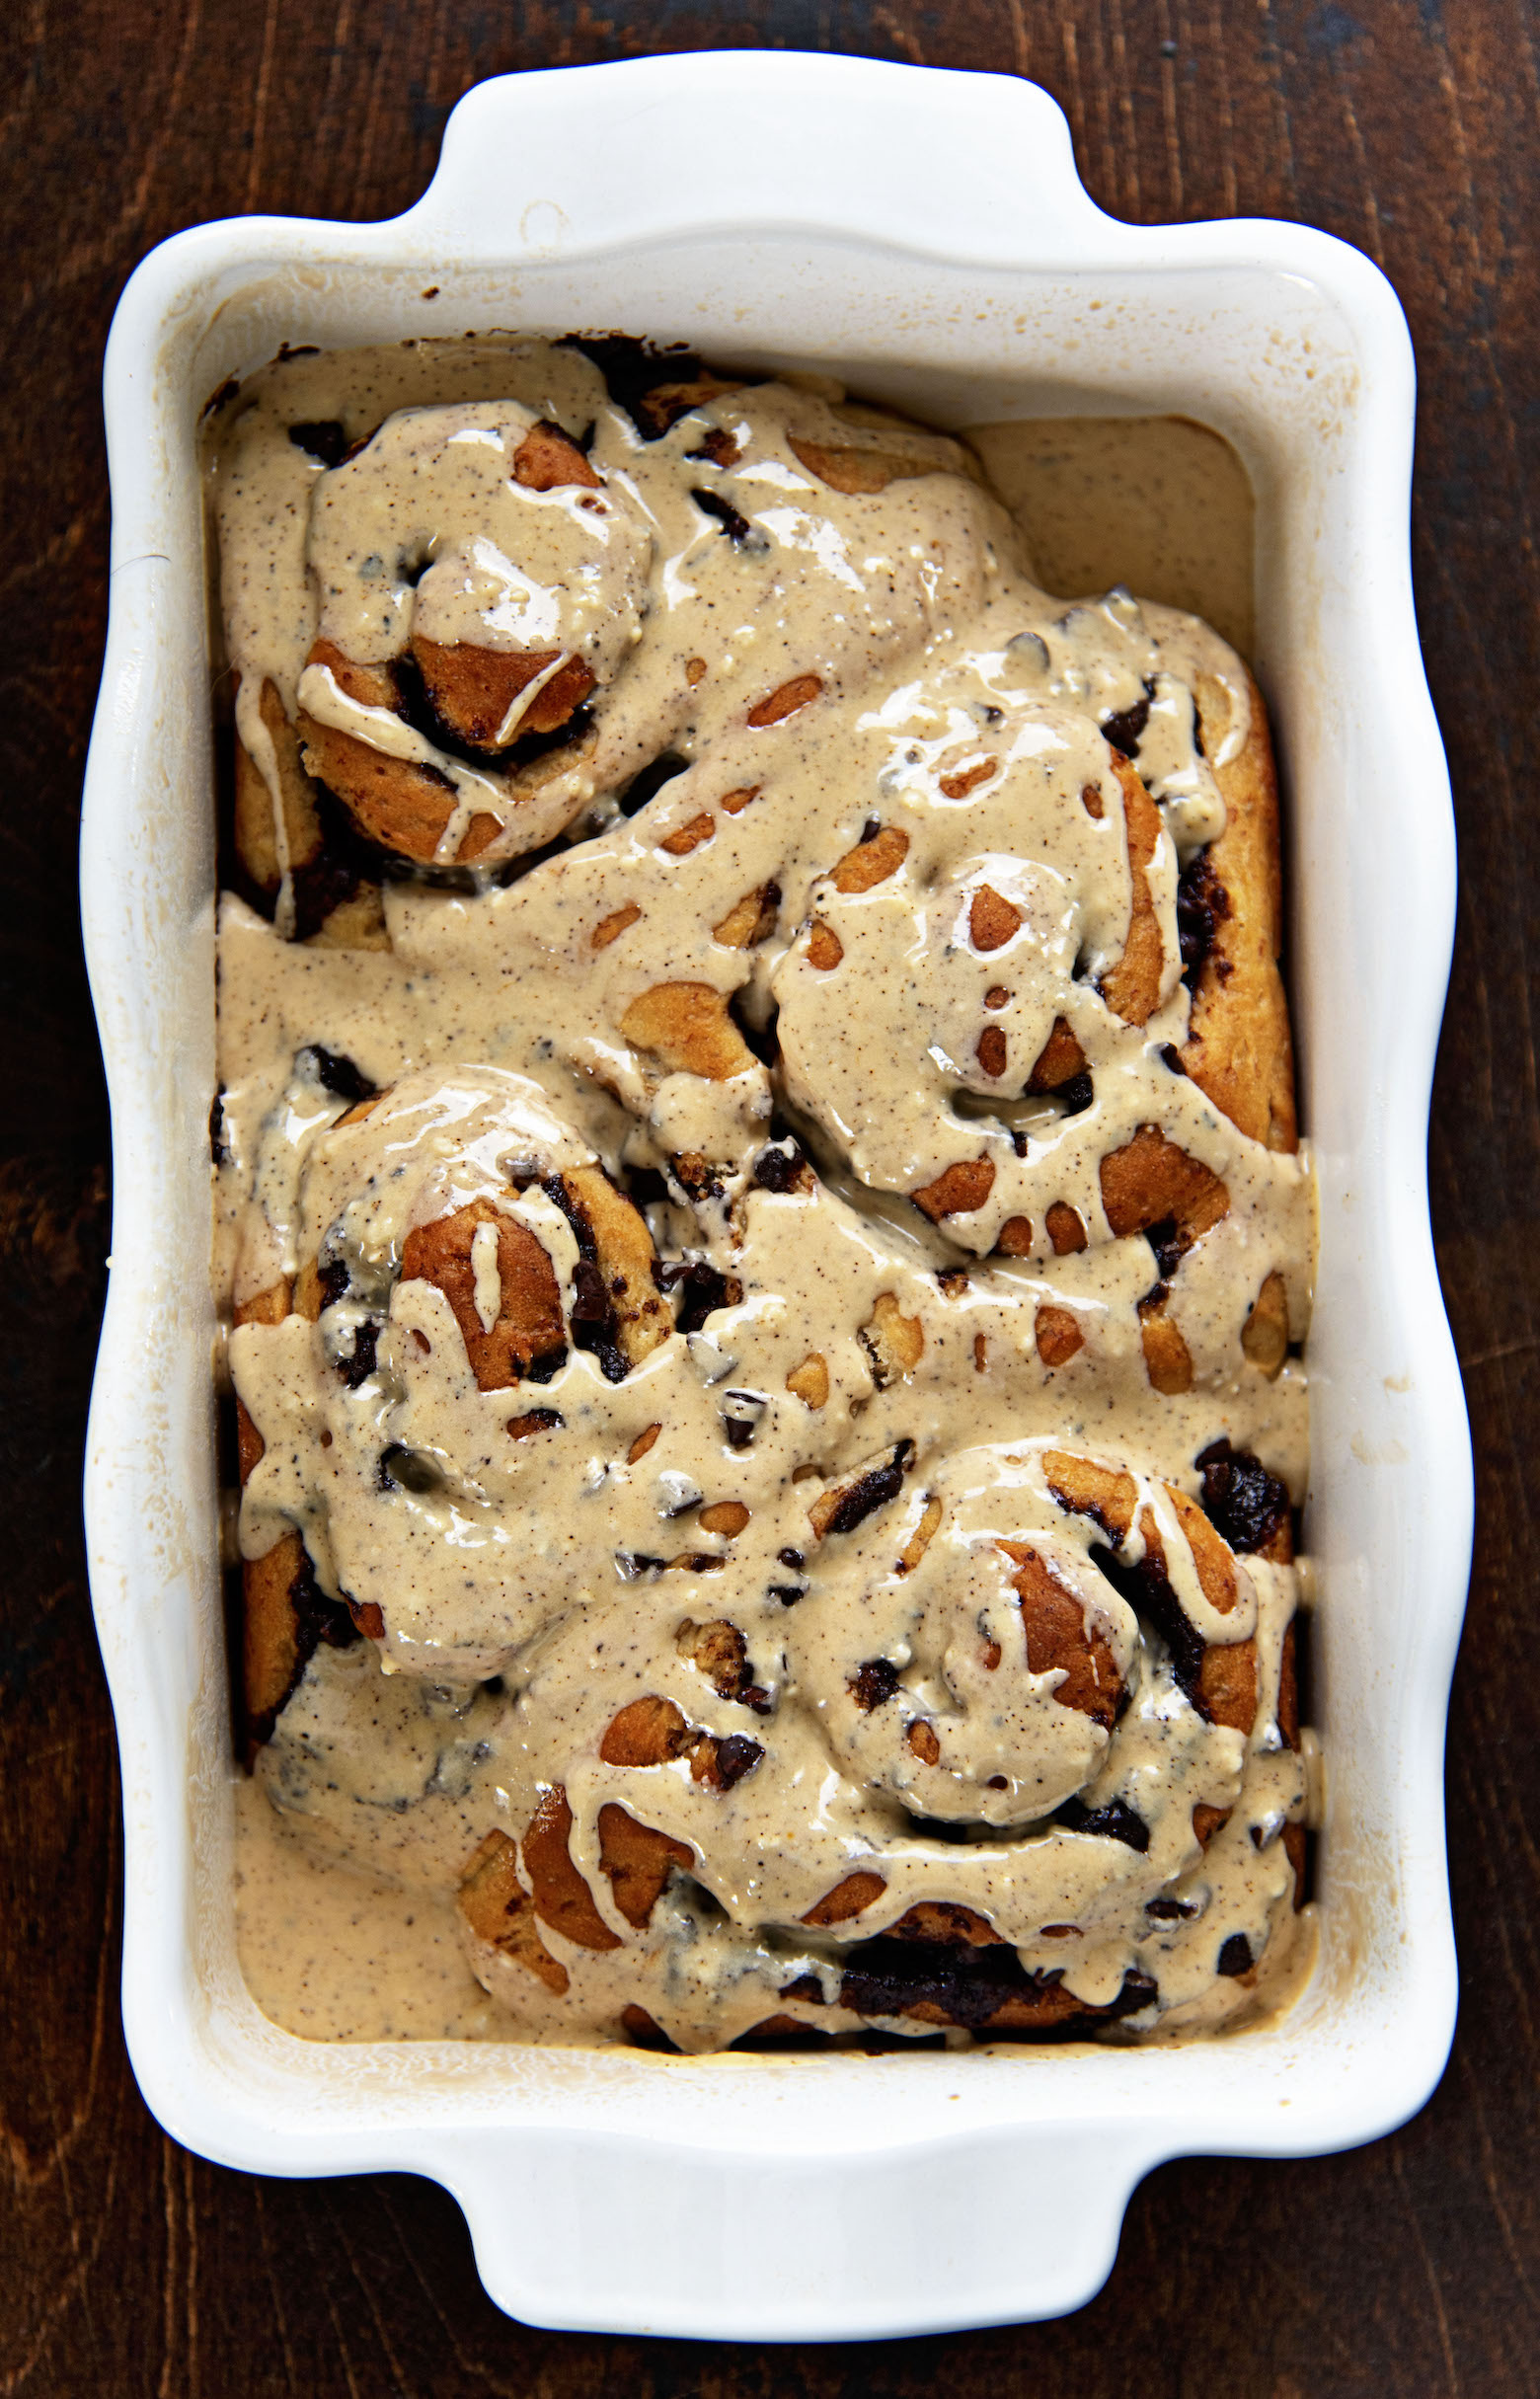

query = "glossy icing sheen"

[{"left": 208, "top": 339, "right": 1317, "bottom": 2051}]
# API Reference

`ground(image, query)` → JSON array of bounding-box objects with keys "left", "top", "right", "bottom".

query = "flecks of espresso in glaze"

[{"left": 211, "top": 342, "right": 1313, "bottom": 2053}]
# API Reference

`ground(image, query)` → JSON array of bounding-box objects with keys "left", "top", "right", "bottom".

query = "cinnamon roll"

[{"left": 211, "top": 333, "right": 1316, "bottom": 2048}]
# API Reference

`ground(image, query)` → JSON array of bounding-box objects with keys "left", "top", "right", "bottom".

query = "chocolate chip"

[
  {"left": 1195, "top": 1438, "right": 1291, "bottom": 1554},
  {"left": 243, "top": 1541, "right": 359, "bottom": 1748},
  {"left": 1101, "top": 678, "right": 1155, "bottom": 757},
  {"left": 837, "top": 1936, "right": 1156, "bottom": 2033},
  {"left": 615, "top": 1550, "right": 666, "bottom": 1580},
  {"left": 822, "top": 1441, "right": 913, "bottom": 1536},
  {"left": 287, "top": 419, "right": 348, "bottom": 468},
  {"left": 299, "top": 1045, "right": 376, "bottom": 1104},
  {"left": 713, "top": 1734, "right": 764, "bottom": 1790},
  {"left": 1055, "top": 1796, "right": 1150, "bottom": 1852},
  {"left": 557, "top": 335, "right": 750, "bottom": 436},
  {"left": 337, "top": 1317, "right": 379, "bottom": 1390},
  {"left": 751, "top": 1138, "right": 809, "bottom": 1193},
  {"left": 1093, "top": 1539, "right": 1208, "bottom": 1710},
  {"left": 690, "top": 486, "right": 755, "bottom": 544},
  {"left": 1177, "top": 847, "right": 1231, "bottom": 982},
  {"left": 316, "top": 1257, "right": 350, "bottom": 1312},
  {"left": 850, "top": 1658, "right": 901, "bottom": 1710},
  {"left": 658, "top": 1257, "right": 738, "bottom": 1336},
  {"left": 1217, "top": 1932, "right": 1254, "bottom": 1977},
  {"left": 687, "top": 427, "right": 738, "bottom": 468},
  {"left": 1144, "top": 1215, "right": 1186, "bottom": 1279}
]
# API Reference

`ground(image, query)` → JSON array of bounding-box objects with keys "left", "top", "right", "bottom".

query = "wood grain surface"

[{"left": 3, "top": 2, "right": 1535, "bottom": 2390}]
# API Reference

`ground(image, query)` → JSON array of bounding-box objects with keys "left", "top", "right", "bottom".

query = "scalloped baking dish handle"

[
  {"left": 401, "top": 53, "right": 1113, "bottom": 261},
  {"left": 429, "top": 2121, "right": 1170, "bottom": 2340}
]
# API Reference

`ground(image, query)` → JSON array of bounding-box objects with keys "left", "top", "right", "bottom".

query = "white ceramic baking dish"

[{"left": 83, "top": 50, "right": 1471, "bottom": 2341}]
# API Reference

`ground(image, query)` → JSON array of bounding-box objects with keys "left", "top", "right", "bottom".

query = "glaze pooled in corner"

[{"left": 208, "top": 337, "right": 1317, "bottom": 2051}]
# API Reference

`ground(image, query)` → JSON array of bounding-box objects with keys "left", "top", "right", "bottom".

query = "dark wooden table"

[{"left": 4, "top": 4, "right": 1535, "bottom": 2390}]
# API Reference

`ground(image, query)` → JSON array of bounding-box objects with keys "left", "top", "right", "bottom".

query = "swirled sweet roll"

[{"left": 212, "top": 333, "right": 1316, "bottom": 2049}]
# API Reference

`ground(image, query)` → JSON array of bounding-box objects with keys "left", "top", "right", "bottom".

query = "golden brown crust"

[
  {"left": 1241, "top": 1268, "right": 1289, "bottom": 1377},
  {"left": 592, "top": 900, "right": 642, "bottom": 950},
  {"left": 1035, "top": 1302, "right": 1084, "bottom": 1367},
  {"left": 241, "top": 1530, "right": 309, "bottom": 1736},
  {"left": 1100, "top": 1123, "right": 1229, "bottom": 1251},
  {"left": 999, "top": 1541, "right": 1122, "bottom": 1728},
  {"left": 967, "top": 883, "right": 1020, "bottom": 951},
  {"left": 511, "top": 421, "right": 602, "bottom": 493},
  {"left": 896, "top": 1497, "right": 944, "bottom": 1576},
  {"left": 677, "top": 1616, "right": 756, "bottom": 1699},
  {"left": 1028, "top": 1017, "right": 1089, "bottom": 1093},
  {"left": 233, "top": 675, "right": 323, "bottom": 894},
  {"left": 401, "top": 1198, "right": 565, "bottom": 1392},
  {"left": 1151, "top": 1488, "right": 1240, "bottom": 1616},
  {"left": 596, "top": 1805, "right": 693, "bottom": 1928},
  {"left": 620, "top": 981, "right": 754, "bottom": 1080},
  {"left": 302, "top": 884, "right": 390, "bottom": 951},
  {"left": 1137, "top": 1291, "right": 1194, "bottom": 1394},
  {"left": 788, "top": 435, "right": 944, "bottom": 496},
  {"left": 859, "top": 1291, "right": 924, "bottom": 1385},
  {"left": 1196, "top": 1639, "right": 1260, "bottom": 1735},
  {"left": 457, "top": 1829, "right": 569, "bottom": 1994},
  {"left": 1042, "top": 1450, "right": 1137, "bottom": 1543},
  {"left": 1045, "top": 1201, "right": 1088, "bottom": 1255},
  {"left": 522, "top": 1786, "right": 622, "bottom": 1952},
  {"left": 232, "top": 1278, "right": 309, "bottom": 1742},
  {"left": 712, "top": 882, "right": 780, "bottom": 949},
  {"left": 831, "top": 822, "right": 908, "bottom": 893},
  {"left": 411, "top": 638, "right": 593, "bottom": 750},
  {"left": 747, "top": 673, "right": 822, "bottom": 729},
  {"left": 912, "top": 1157, "right": 996, "bottom": 1221},
  {"left": 892, "top": 1899, "right": 1003, "bottom": 1945},
  {"left": 941, "top": 757, "right": 998, "bottom": 802},
  {"left": 803, "top": 1871, "right": 886, "bottom": 1927},
  {"left": 297, "top": 639, "right": 461, "bottom": 862},
  {"left": 1181, "top": 670, "right": 1298, "bottom": 1151},
  {"left": 1098, "top": 757, "right": 1166, "bottom": 1026},
  {"left": 559, "top": 1164, "right": 673, "bottom": 1368},
  {"left": 600, "top": 1695, "right": 693, "bottom": 1767},
  {"left": 659, "top": 811, "right": 717, "bottom": 858}
]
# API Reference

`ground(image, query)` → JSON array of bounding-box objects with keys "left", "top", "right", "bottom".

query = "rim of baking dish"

[{"left": 82, "top": 51, "right": 1471, "bottom": 2342}]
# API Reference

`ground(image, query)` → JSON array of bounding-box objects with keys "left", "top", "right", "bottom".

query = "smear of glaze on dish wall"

[
  {"left": 969, "top": 416, "right": 1257, "bottom": 659},
  {"left": 207, "top": 340, "right": 1313, "bottom": 2050}
]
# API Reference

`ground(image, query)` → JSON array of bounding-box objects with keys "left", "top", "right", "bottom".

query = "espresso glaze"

[{"left": 208, "top": 341, "right": 1316, "bottom": 2051}]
